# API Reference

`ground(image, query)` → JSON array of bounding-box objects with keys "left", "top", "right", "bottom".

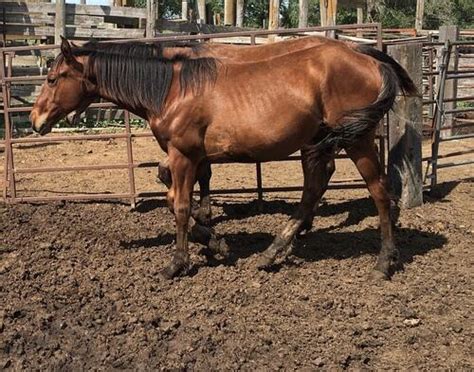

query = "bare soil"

[{"left": 1, "top": 132, "right": 473, "bottom": 370}]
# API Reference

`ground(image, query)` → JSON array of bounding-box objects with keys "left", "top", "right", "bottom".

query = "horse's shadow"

[
  {"left": 124, "top": 196, "right": 447, "bottom": 273},
  {"left": 206, "top": 226, "right": 445, "bottom": 270},
  {"left": 215, "top": 197, "right": 386, "bottom": 230}
]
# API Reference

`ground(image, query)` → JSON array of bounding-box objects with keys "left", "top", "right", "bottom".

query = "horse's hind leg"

[
  {"left": 257, "top": 147, "right": 335, "bottom": 269},
  {"left": 345, "top": 135, "right": 399, "bottom": 280}
]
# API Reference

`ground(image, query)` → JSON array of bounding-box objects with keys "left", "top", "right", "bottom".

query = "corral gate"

[{"left": 424, "top": 38, "right": 474, "bottom": 189}]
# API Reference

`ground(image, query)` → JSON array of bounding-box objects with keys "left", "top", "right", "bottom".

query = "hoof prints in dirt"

[{"left": 1, "top": 190, "right": 472, "bottom": 370}]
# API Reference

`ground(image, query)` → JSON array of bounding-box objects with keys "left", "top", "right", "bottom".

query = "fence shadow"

[{"left": 424, "top": 178, "right": 473, "bottom": 202}]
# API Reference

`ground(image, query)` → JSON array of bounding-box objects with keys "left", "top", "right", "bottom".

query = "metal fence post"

[
  {"left": 430, "top": 41, "right": 450, "bottom": 191},
  {"left": 124, "top": 111, "right": 137, "bottom": 208},
  {"left": 1, "top": 51, "right": 16, "bottom": 201}
]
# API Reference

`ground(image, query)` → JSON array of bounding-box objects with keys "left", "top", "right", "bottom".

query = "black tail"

[
  {"left": 314, "top": 63, "right": 399, "bottom": 151},
  {"left": 355, "top": 44, "right": 419, "bottom": 96},
  {"left": 312, "top": 46, "right": 418, "bottom": 152}
]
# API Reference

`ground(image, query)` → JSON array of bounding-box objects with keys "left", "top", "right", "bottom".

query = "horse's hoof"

[
  {"left": 190, "top": 224, "right": 212, "bottom": 245},
  {"left": 368, "top": 269, "right": 389, "bottom": 282},
  {"left": 218, "top": 239, "right": 231, "bottom": 258},
  {"left": 196, "top": 211, "right": 211, "bottom": 227},
  {"left": 159, "top": 267, "right": 176, "bottom": 281},
  {"left": 209, "top": 237, "right": 230, "bottom": 258},
  {"left": 158, "top": 261, "right": 190, "bottom": 280},
  {"left": 256, "top": 254, "right": 275, "bottom": 270},
  {"left": 297, "top": 221, "right": 313, "bottom": 237}
]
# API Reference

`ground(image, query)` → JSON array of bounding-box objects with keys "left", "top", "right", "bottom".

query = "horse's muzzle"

[{"left": 30, "top": 110, "right": 52, "bottom": 135}]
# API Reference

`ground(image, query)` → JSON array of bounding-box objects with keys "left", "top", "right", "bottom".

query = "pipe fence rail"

[{"left": 1, "top": 24, "right": 384, "bottom": 207}]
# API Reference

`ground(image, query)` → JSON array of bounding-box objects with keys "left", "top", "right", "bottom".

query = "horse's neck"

[{"left": 98, "top": 90, "right": 150, "bottom": 120}]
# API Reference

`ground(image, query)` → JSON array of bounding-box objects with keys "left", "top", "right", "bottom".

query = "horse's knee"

[{"left": 157, "top": 160, "right": 172, "bottom": 187}]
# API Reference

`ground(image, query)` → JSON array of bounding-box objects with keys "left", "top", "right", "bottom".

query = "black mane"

[{"left": 67, "top": 41, "right": 217, "bottom": 113}]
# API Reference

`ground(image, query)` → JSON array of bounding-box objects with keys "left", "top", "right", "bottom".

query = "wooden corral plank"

[
  {"left": 207, "top": 36, "right": 269, "bottom": 45},
  {"left": 157, "top": 19, "right": 252, "bottom": 34},
  {"left": 2, "top": 14, "right": 106, "bottom": 28},
  {"left": 4, "top": 25, "right": 145, "bottom": 39},
  {"left": 0, "top": 2, "right": 147, "bottom": 18}
]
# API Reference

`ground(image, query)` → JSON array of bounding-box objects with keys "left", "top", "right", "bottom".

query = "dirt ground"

[{"left": 1, "top": 132, "right": 473, "bottom": 370}]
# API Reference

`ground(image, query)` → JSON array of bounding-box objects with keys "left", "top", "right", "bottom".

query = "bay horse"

[
  {"left": 66, "top": 36, "right": 341, "bottom": 228},
  {"left": 30, "top": 37, "right": 417, "bottom": 280}
]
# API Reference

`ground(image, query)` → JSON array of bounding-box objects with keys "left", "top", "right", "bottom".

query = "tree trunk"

[
  {"left": 298, "top": 0, "right": 308, "bottom": 28},
  {"left": 268, "top": 0, "right": 279, "bottom": 30}
]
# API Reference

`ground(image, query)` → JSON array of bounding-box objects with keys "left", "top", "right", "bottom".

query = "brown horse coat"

[{"left": 30, "top": 37, "right": 417, "bottom": 280}]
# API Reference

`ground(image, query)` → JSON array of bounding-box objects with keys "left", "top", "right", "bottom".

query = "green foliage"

[
  {"left": 244, "top": 0, "right": 269, "bottom": 28},
  {"left": 130, "top": 0, "right": 182, "bottom": 18},
  {"left": 452, "top": 0, "right": 474, "bottom": 28},
  {"left": 422, "top": 0, "right": 456, "bottom": 29},
  {"left": 368, "top": 0, "right": 473, "bottom": 29},
  {"left": 126, "top": 0, "right": 473, "bottom": 29},
  {"left": 207, "top": 0, "right": 224, "bottom": 15}
]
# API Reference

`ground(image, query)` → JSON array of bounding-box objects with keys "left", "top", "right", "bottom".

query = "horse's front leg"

[
  {"left": 298, "top": 156, "right": 336, "bottom": 235},
  {"left": 158, "top": 158, "right": 228, "bottom": 258},
  {"left": 195, "top": 161, "right": 212, "bottom": 226},
  {"left": 160, "top": 148, "right": 198, "bottom": 280},
  {"left": 257, "top": 147, "right": 335, "bottom": 269},
  {"left": 158, "top": 158, "right": 212, "bottom": 226}
]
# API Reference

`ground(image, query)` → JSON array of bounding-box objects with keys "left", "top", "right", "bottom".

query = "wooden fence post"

[
  {"left": 320, "top": 0, "right": 337, "bottom": 37},
  {"left": 182, "top": 0, "right": 188, "bottom": 20},
  {"left": 298, "top": 0, "right": 308, "bottom": 28},
  {"left": 387, "top": 43, "right": 423, "bottom": 208},
  {"left": 224, "top": 0, "right": 236, "bottom": 25},
  {"left": 197, "top": 0, "right": 206, "bottom": 24},
  {"left": 415, "top": 0, "right": 424, "bottom": 32},
  {"left": 356, "top": 7, "right": 363, "bottom": 37},
  {"left": 268, "top": 0, "right": 279, "bottom": 30},
  {"left": 54, "top": 0, "right": 66, "bottom": 44},
  {"left": 438, "top": 25, "right": 459, "bottom": 139},
  {"left": 146, "top": 0, "right": 158, "bottom": 37},
  {"left": 236, "top": 0, "right": 244, "bottom": 27}
]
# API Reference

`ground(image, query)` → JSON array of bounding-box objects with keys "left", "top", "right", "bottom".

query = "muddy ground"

[{"left": 1, "top": 133, "right": 473, "bottom": 370}]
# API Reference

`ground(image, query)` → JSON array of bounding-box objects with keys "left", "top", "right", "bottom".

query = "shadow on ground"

[
  {"left": 424, "top": 178, "right": 472, "bottom": 202},
  {"left": 124, "top": 196, "right": 447, "bottom": 275}
]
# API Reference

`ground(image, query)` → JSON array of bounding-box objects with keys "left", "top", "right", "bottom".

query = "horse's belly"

[{"left": 204, "top": 117, "right": 318, "bottom": 162}]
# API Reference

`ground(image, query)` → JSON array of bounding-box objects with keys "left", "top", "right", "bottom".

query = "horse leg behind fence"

[
  {"left": 299, "top": 156, "right": 336, "bottom": 234},
  {"left": 158, "top": 158, "right": 213, "bottom": 226},
  {"left": 158, "top": 158, "right": 228, "bottom": 258},
  {"left": 256, "top": 144, "right": 337, "bottom": 267}
]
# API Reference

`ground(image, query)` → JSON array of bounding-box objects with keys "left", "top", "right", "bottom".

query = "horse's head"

[{"left": 30, "top": 37, "right": 97, "bottom": 135}]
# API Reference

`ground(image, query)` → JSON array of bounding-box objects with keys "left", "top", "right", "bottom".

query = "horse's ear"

[
  {"left": 60, "top": 36, "right": 83, "bottom": 72},
  {"left": 60, "top": 36, "right": 73, "bottom": 61}
]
